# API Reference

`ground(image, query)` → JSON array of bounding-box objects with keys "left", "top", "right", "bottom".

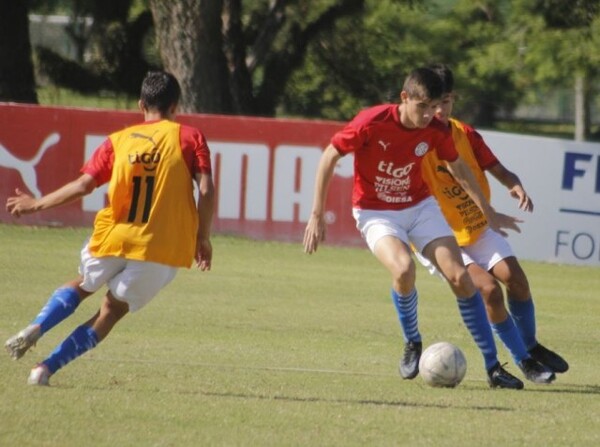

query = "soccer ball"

[{"left": 418, "top": 342, "right": 467, "bottom": 388}]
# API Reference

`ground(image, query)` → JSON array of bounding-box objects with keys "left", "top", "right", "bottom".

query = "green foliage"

[
  {"left": 1, "top": 224, "right": 600, "bottom": 446},
  {"left": 26, "top": 0, "right": 600, "bottom": 129}
]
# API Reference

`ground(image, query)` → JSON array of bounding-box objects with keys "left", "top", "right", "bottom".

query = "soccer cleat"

[
  {"left": 399, "top": 341, "right": 422, "bottom": 379},
  {"left": 27, "top": 364, "right": 51, "bottom": 386},
  {"left": 518, "top": 357, "right": 556, "bottom": 384},
  {"left": 487, "top": 362, "right": 524, "bottom": 390},
  {"left": 528, "top": 343, "right": 569, "bottom": 373},
  {"left": 4, "top": 325, "right": 41, "bottom": 360}
]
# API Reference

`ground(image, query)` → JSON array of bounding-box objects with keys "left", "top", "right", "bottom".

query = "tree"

[
  {"left": 282, "top": 0, "right": 520, "bottom": 124},
  {"left": 149, "top": 0, "right": 232, "bottom": 114},
  {"left": 149, "top": 0, "right": 367, "bottom": 115},
  {"left": 0, "top": 0, "right": 38, "bottom": 103},
  {"left": 33, "top": 0, "right": 155, "bottom": 97},
  {"left": 508, "top": 0, "right": 600, "bottom": 140}
]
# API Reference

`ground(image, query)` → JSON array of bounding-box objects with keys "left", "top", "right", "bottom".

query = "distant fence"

[{"left": 1, "top": 103, "right": 599, "bottom": 267}]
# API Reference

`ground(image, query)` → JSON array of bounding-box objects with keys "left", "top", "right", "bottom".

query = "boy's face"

[
  {"left": 434, "top": 93, "right": 455, "bottom": 126},
  {"left": 399, "top": 92, "right": 440, "bottom": 129}
]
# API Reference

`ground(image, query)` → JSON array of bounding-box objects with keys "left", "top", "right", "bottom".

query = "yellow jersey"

[
  {"left": 421, "top": 118, "right": 498, "bottom": 246},
  {"left": 84, "top": 120, "right": 211, "bottom": 267}
]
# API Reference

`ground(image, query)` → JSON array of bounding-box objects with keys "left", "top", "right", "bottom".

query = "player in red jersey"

[
  {"left": 304, "top": 67, "right": 525, "bottom": 388},
  {"left": 5, "top": 71, "right": 215, "bottom": 386}
]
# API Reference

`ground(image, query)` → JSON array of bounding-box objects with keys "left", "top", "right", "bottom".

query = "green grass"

[
  {"left": 36, "top": 86, "right": 138, "bottom": 111},
  {"left": 1, "top": 224, "right": 599, "bottom": 446}
]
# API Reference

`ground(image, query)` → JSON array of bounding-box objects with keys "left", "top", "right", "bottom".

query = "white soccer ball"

[{"left": 419, "top": 342, "right": 467, "bottom": 388}]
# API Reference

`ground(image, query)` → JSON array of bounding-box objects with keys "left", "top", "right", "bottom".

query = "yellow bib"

[
  {"left": 421, "top": 119, "right": 489, "bottom": 246},
  {"left": 89, "top": 120, "right": 199, "bottom": 267}
]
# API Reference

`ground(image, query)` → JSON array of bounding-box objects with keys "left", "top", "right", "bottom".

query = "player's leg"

[
  {"left": 423, "top": 236, "right": 524, "bottom": 388},
  {"left": 491, "top": 257, "right": 534, "bottom": 344},
  {"left": 467, "top": 262, "right": 530, "bottom": 362},
  {"left": 28, "top": 292, "right": 129, "bottom": 385},
  {"left": 373, "top": 235, "right": 422, "bottom": 379},
  {"left": 491, "top": 257, "right": 568, "bottom": 373},
  {"left": 411, "top": 199, "right": 512, "bottom": 387},
  {"left": 466, "top": 261, "right": 552, "bottom": 383},
  {"left": 352, "top": 207, "right": 422, "bottom": 379},
  {"left": 4, "top": 279, "right": 93, "bottom": 361},
  {"left": 5, "top": 240, "right": 122, "bottom": 361},
  {"left": 28, "top": 259, "right": 177, "bottom": 385},
  {"left": 463, "top": 230, "right": 556, "bottom": 382}
]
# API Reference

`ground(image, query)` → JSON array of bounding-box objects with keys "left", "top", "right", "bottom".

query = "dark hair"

[
  {"left": 140, "top": 71, "right": 181, "bottom": 113},
  {"left": 402, "top": 67, "right": 445, "bottom": 101},
  {"left": 428, "top": 63, "right": 454, "bottom": 94}
]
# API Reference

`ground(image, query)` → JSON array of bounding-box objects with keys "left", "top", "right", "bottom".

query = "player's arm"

[
  {"left": 487, "top": 163, "right": 533, "bottom": 212},
  {"left": 194, "top": 171, "right": 215, "bottom": 271},
  {"left": 303, "top": 144, "right": 342, "bottom": 254},
  {"left": 445, "top": 157, "right": 521, "bottom": 237},
  {"left": 6, "top": 174, "right": 97, "bottom": 218}
]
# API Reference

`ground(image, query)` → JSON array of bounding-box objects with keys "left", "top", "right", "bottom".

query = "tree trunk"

[
  {"left": 574, "top": 72, "right": 589, "bottom": 141},
  {"left": 0, "top": 0, "right": 38, "bottom": 103},
  {"left": 149, "top": 0, "right": 232, "bottom": 114}
]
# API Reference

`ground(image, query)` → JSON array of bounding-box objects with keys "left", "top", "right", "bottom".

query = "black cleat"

[
  {"left": 487, "top": 362, "right": 524, "bottom": 390},
  {"left": 518, "top": 357, "right": 556, "bottom": 384},
  {"left": 528, "top": 343, "right": 569, "bottom": 373},
  {"left": 399, "top": 341, "right": 422, "bottom": 379}
]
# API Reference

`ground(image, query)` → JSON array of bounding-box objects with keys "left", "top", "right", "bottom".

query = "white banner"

[{"left": 480, "top": 130, "right": 600, "bottom": 267}]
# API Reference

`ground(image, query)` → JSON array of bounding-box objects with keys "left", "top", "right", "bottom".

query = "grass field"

[{"left": 1, "top": 224, "right": 599, "bottom": 446}]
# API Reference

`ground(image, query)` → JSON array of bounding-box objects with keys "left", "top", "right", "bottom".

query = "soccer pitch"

[{"left": 1, "top": 224, "right": 599, "bottom": 446}]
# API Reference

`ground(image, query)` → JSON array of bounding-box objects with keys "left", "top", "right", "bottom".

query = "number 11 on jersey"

[{"left": 128, "top": 175, "right": 155, "bottom": 223}]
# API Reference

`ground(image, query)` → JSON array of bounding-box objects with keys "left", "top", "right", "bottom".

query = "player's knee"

[
  {"left": 102, "top": 295, "right": 129, "bottom": 322},
  {"left": 505, "top": 277, "right": 531, "bottom": 300},
  {"left": 445, "top": 268, "right": 472, "bottom": 292},
  {"left": 390, "top": 259, "right": 416, "bottom": 292},
  {"left": 480, "top": 282, "right": 504, "bottom": 308}
]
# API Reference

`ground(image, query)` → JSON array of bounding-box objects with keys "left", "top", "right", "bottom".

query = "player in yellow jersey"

[
  {"left": 418, "top": 64, "right": 568, "bottom": 387},
  {"left": 5, "top": 71, "right": 215, "bottom": 386}
]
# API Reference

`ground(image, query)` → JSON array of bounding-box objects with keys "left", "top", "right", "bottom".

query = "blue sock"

[
  {"left": 43, "top": 325, "right": 99, "bottom": 374},
  {"left": 492, "top": 316, "right": 529, "bottom": 364},
  {"left": 32, "top": 287, "right": 80, "bottom": 335},
  {"left": 508, "top": 297, "right": 537, "bottom": 350},
  {"left": 391, "top": 288, "right": 421, "bottom": 343},
  {"left": 457, "top": 292, "right": 498, "bottom": 371}
]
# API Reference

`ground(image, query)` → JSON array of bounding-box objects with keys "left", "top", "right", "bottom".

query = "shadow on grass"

[
  {"left": 522, "top": 383, "right": 600, "bottom": 395},
  {"left": 191, "top": 389, "right": 513, "bottom": 412}
]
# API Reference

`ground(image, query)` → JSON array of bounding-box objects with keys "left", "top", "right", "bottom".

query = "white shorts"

[
  {"left": 415, "top": 227, "right": 514, "bottom": 276},
  {"left": 78, "top": 242, "right": 178, "bottom": 313},
  {"left": 461, "top": 227, "right": 514, "bottom": 271},
  {"left": 352, "top": 197, "right": 454, "bottom": 253}
]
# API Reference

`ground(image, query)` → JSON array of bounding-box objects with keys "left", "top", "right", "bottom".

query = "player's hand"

[
  {"left": 6, "top": 188, "right": 37, "bottom": 217},
  {"left": 486, "top": 210, "right": 522, "bottom": 237},
  {"left": 195, "top": 238, "right": 212, "bottom": 271},
  {"left": 303, "top": 213, "right": 326, "bottom": 254},
  {"left": 509, "top": 185, "right": 534, "bottom": 212}
]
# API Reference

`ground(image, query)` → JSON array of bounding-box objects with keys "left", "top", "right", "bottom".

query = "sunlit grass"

[{"left": 0, "top": 224, "right": 598, "bottom": 446}]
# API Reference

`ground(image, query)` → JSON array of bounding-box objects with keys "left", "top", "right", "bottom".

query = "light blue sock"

[
  {"left": 508, "top": 297, "right": 537, "bottom": 350},
  {"left": 492, "top": 316, "right": 529, "bottom": 364},
  {"left": 391, "top": 288, "right": 421, "bottom": 343},
  {"left": 43, "top": 325, "right": 99, "bottom": 374},
  {"left": 457, "top": 292, "right": 498, "bottom": 371},
  {"left": 32, "top": 287, "right": 80, "bottom": 335}
]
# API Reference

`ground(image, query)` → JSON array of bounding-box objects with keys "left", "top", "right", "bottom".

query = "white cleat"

[
  {"left": 5, "top": 325, "right": 41, "bottom": 360},
  {"left": 28, "top": 364, "right": 51, "bottom": 386}
]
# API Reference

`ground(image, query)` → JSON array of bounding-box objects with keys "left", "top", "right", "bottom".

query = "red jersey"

[
  {"left": 82, "top": 120, "right": 212, "bottom": 267},
  {"left": 331, "top": 104, "right": 458, "bottom": 210}
]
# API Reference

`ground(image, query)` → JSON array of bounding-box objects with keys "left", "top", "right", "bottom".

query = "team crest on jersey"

[{"left": 414, "top": 142, "right": 429, "bottom": 156}]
